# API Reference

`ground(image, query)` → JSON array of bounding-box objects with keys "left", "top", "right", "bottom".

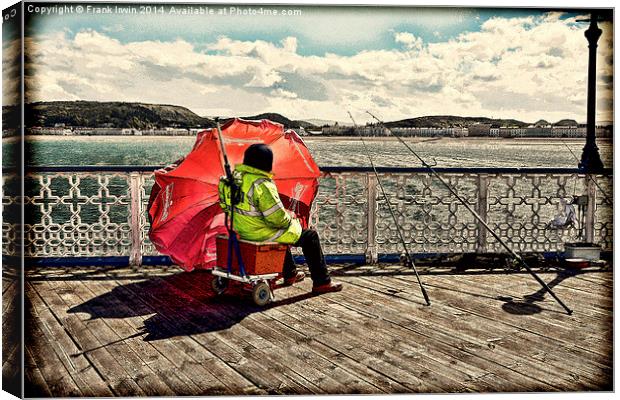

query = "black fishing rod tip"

[{"left": 567, "top": 308, "right": 573, "bottom": 315}]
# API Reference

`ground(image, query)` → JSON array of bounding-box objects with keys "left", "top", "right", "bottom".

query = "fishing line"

[
  {"left": 563, "top": 142, "right": 612, "bottom": 205},
  {"left": 366, "top": 111, "right": 573, "bottom": 315},
  {"left": 347, "top": 111, "right": 431, "bottom": 306}
]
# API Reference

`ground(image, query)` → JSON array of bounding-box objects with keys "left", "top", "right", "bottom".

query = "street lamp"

[{"left": 578, "top": 11, "right": 606, "bottom": 172}]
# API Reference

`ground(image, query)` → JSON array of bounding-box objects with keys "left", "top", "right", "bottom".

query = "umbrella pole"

[{"left": 214, "top": 118, "right": 247, "bottom": 277}]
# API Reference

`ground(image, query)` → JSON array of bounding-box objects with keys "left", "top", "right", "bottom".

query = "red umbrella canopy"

[{"left": 148, "top": 118, "right": 321, "bottom": 271}]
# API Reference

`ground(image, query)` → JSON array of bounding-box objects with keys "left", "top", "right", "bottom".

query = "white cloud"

[
  {"left": 394, "top": 31, "right": 423, "bottom": 51},
  {"left": 24, "top": 12, "right": 613, "bottom": 123}
]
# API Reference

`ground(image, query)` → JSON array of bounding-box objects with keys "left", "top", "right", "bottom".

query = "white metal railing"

[{"left": 3, "top": 166, "right": 613, "bottom": 265}]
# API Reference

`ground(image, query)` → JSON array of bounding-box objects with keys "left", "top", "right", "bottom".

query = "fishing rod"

[
  {"left": 215, "top": 117, "right": 234, "bottom": 185},
  {"left": 214, "top": 117, "right": 246, "bottom": 277},
  {"left": 366, "top": 111, "right": 573, "bottom": 315},
  {"left": 347, "top": 111, "right": 431, "bottom": 306},
  {"left": 562, "top": 142, "right": 612, "bottom": 205}
]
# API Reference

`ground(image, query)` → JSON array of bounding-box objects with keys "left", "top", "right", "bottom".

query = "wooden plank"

[
  {"left": 380, "top": 271, "right": 610, "bottom": 333},
  {"left": 82, "top": 277, "right": 236, "bottom": 395},
  {"left": 436, "top": 272, "right": 613, "bottom": 341},
  {"left": 470, "top": 271, "right": 614, "bottom": 313},
  {"left": 263, "top": 308, "right": 412, "bottom": 394},
  {"left": 326, "top": 276, "right": 587, "bottom": 391},
  {"left": 27, "top": 282, "right": 115, "bottom": 397},
  {"left": 288, "top": 286, "right": 520, "bottom": 391},
  {"left": 24, "top": 346, "right": 52, "bottom": 398},
  {"left": 103, "top": 281, "right": 266, "bottom": 394},
  {"left": 64, "top": 279, "right": 194, "bottom": 396},
  {"left": 2, "top": 279, "right": 16, "bottom": 307},
  {"left": 33, "top": 280, "right": 147, "bottom": 396},
  {"left": 150, "top": 275, "right": 328, "bottom": 394},
  {"left": 568, "top": 271, "right": 613, "bottom": 288},
  {"left": 1, "top": 342, "right": 21, "bottom": 395},
  {"left": 404, "top": 273, "right": 613, "bottom": 365},
  {"left": 496, "top": 272, "right": 612, "bottom": 312},
  {"left": 355, "top": 274, "right": 610, "bottom": 389},
  {"left": 365, "top": 274, "right": 611, "bottom": 388},
  {"left": 24, "top": 302, "right": 83, "bottom": 397},
  {"left": 110, "top": 273, "right": 313, "bottom": 394},
  {"left": 542, "top": 270, "right": 613, "bottom": 293},
  {"left": 281, "top": 283, "right": 547, "bottom": 393},
  {"left": 2, "top": 278, "right": 15, "bottom": 295},
  {"left": 268, "top": 283, "right": 479, "bottom": 392},
  {"left": 266, "top": 291, "right": 507, "bottom": 393},
  {"left": 172, "top": 271, "right": 387, "bottom": 394},
  {"left": 46, "top": 278, "right": 180, "bottom": 397}
]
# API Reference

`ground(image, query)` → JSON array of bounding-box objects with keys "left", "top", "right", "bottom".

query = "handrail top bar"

[{"left": 16, "top": 165, "right": 615, "bottom": 175}]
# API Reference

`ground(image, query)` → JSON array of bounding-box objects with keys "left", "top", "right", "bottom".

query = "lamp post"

[{"left": 578, "top": 11, "right": 604, "bottom": 172}]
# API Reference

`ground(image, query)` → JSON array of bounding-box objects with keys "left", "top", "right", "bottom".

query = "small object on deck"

[
  {"left": 564, "top": 258, "right": 591, "bottom": 270},
  {"left": 564, "top": 242, "right": 601, "bottom": 261},
  {"left": 216, "top": 235, "right": 288, "bottom": 276},
  {"left": 213, "top": 235, "right": 288, "bottom": 306},
  {"left": 548, "top": 198, "right": 577, "bottom": 229}
]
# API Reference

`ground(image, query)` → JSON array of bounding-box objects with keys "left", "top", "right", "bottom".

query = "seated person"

[{"left": 218, "top": 144, "right": 342, "bottom": 293}]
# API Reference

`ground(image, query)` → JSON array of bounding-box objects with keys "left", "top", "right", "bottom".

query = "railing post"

[
  {"left": 476, "top": 174, "right": 489, "bottom": 253},
  {"left": 366, "top": 173, "right": 378, "bottom": 264},
  {"left": 129, "top": 172, "right": 143, "bottom": 266},
  {"left": 585, "top": 174, "right": 596, "bottom": 243}
]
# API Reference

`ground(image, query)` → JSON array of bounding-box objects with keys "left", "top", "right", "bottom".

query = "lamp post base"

[{"left": 579, "top": 143, "right": 604, "bottom": 172}]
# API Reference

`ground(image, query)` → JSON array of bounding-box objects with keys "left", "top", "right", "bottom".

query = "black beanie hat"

[{"left": 243, "top": 143, "right": 273, "bottom": 172}]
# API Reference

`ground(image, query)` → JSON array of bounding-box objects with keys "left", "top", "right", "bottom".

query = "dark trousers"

[{"left": 282, "top": 229, "right": 330, "bottom": 285}]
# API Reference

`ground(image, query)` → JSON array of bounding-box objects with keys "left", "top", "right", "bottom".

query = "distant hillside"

[
  {"left": 23, "top": 101, "right": 214, "bottom": 129},
  {"left": 240, "top": 113, "right": 318, "bottom": 130},
  {"left": 385, "top": 115, "right": 529, "bottom": 128},
  {"left": 554, "top": 119, "right": 579, "bottom": 127}
]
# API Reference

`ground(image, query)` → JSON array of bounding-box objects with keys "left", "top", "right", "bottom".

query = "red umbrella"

[{"left": 148, "top": 118, "right": 321, "bottom": 271}]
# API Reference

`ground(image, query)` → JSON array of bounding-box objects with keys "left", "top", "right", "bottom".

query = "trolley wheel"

[
  {"left": 252, "top": 281, "right": 273, "bottom": 306},
  {"left": 211, "top": 276, "right": 228, "bottom": 295}
]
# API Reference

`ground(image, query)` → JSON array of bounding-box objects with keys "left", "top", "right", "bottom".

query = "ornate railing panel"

[
  {"left": 3, "top": 166, "right": 613, "bottom": 264},
  {"left": 23, "top": 172, "right": 133, "bottom": 257}
]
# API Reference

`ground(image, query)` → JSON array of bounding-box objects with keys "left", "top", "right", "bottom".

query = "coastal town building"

[{"left": 22, "top": 121, "right": 612, "bottom": 138}]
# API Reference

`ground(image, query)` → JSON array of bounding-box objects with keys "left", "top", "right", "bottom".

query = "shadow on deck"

[{"left": 20, "top": 263, "right": 613, "bottom": 396}]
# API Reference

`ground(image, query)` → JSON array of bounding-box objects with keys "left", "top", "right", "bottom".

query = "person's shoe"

[
  {"left": 283, "top": 271, "right": 305, "bottom": 286},
  {"left": 312, "top": 281, "right": 343, "bottom": 294}
]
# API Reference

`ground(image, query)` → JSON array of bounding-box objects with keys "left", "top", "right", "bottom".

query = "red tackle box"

[{"left": 216, "top": 235, "right": 288, "bottom": 275}]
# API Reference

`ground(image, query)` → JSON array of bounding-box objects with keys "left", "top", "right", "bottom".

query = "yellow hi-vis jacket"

[{"left": 218, "top": 164, "right": 302, "bottom": 244}]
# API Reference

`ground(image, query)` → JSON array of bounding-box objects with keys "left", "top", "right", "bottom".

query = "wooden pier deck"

[{"left": 20, "top": 263, "right": 612, "bottom": 396}]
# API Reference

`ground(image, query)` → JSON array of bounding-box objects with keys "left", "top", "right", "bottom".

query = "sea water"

[{"left": 2, "top": 135, "right": 614, "bottom": 168}]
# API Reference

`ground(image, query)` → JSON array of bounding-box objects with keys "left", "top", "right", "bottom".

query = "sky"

[{"left": 4, "top": 2, "right": 614, "bottom": 124}]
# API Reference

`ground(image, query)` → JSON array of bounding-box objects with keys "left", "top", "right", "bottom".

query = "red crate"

[{"left": 216, "top": 235, "right": 288, "bottom": 275}]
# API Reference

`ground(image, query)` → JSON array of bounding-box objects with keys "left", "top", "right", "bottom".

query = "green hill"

[
  {"left": 240, "top": 113, "right": 318, "bottom": 130},
  {"left": 554, "top": 119, "right": 579, "bottom": 127},
  {"left": 23, "top": 101, "right": 214, "bottom": 129},
  {"left": 385, "top": 115, "right": 529, "bottom": 128}
]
